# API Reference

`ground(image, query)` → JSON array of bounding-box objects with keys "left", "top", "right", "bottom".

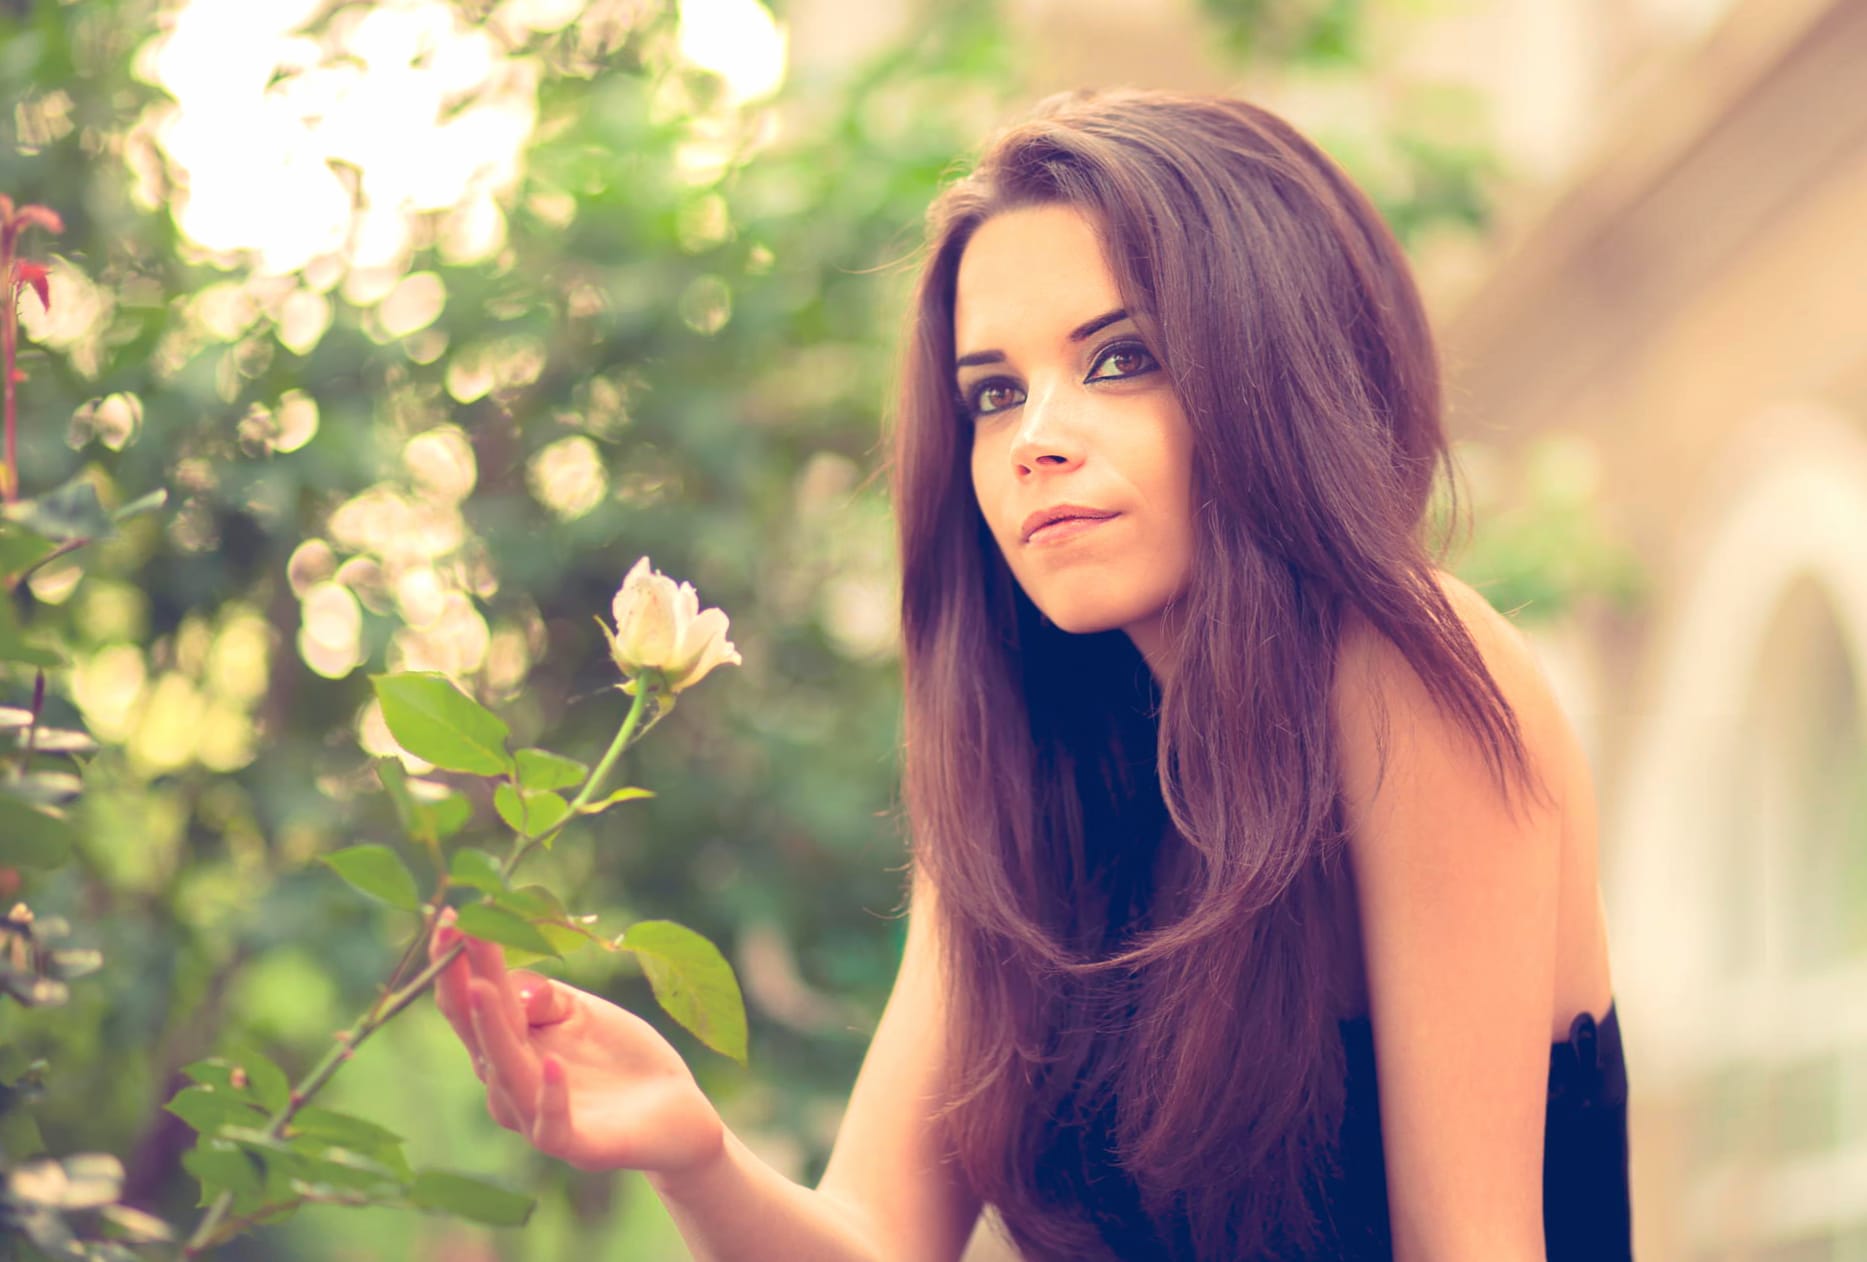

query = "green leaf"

[
  {"left": 483, "top": 885, "right": 594, "bottom": 967},
  {"left": 0, "top": 624, "right": 62, "bottom": 668},
  {"left": 0, "top": 522, "right": 55, "bottom": 576},
  {"left": 184, "top": 1138, "right": 265, "bottom": 1212},
  {"left": 220, "top": 1125, "right": 297, "bottom": 1157},
  {"left": 321, "top": 845, "right": 420, "bottom": 911},
  {"left": 489, "top": 884, "right": 566, "bottom": 921},
  {"left": 0, "top": 795, "right": 75, "bottom": 869},
  {"left": 180, "top": 1059, "right": 249, "bottom": 1096},
  {"left": 377, "top": 760, "right": 472, "bottom": 845},
  {"left": 0, "top": 1106, "right": 46, "bottom": 1161},
  {"left": 409, "top": 1170, "right": 534, "bottom": 1227},
  {"left": 228, "top": 1049, "right": 291, "bottom": 1114},
  {"left": 447, "top": 848, "right": 504, "bottom": 895},
  {"left": 370, "top": 673, "right": 512, "bottom": 776},
  {"left": 514, "top": 921, "right": 593, "bottom": 969},
  {"left": 454, "top": 903, "right": 557, "bottom": 957},
  {"left": 576, "top": 786, "right": 654, "bottom": 815},
  {"left": 111, "top": 487, "right": 168, "bottom": 523},
  {"left": 426, "top": 790, "right": 473, "bottom": 840},
  {"left": 375, "top": 757, "right": 425, "bottom": 841},
  {"left": 164, "top": 1086, "right": 270, "bottom": 1137},
  {"left": 289, "top": 1107, "right": 406, "bottom": 1165},
  {"left": 279, "top": 1138, "right": 404, "bottom": 1193},
  {"left": 492, "top": 783, "right": 526, "bottom": 835},
  {"left": 619, "top": 920, "right": 748, "bottom": 1065},
  {"left": 524, "top": 791, "right": 570, "bottom": 835},
  {"left": 4, "top": 477, "right": 113, "bottom": 542},
  {"left": 0, "top": 595, "right": 64, "bottom": 668},
  {"left": 514, "top": 748, "right": 587, "bottom": 791},
  {"left": 493, "top": 784, "right": 570, "bottom": 838}
]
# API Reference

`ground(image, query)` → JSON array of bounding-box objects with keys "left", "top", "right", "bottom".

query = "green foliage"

[
  {"left": 320, "top": 845, "right": 421, "bottom": 912},
  {"left": 620, "top": 919, "right": 749, "bottom": 1066},
  {"left": 512, "top": 748, "right": 586, "bottom": 791},
  {"left": 1201, "top": 0, "right": 1370, "bottom": 63},
  {"left": 452, "top": 903, "right": 556, "bottom": 958},
  {"left": 370, "top": 673, "right": 513, "bottom": 777},
  {"left": 1440, "top": 435, "right": 1646, "bottom": 622},
  {"left": 406, "top": 1171, "right": 533, "bottom": 1228},
  {"left": 0, "top": 795, "right": 75, "bottom": 868}
]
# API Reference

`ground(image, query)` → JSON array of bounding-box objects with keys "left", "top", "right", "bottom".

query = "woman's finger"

[
  {"left": 462, "top": 932, "right": 535, "bottom": 1027},
  {"left": 461, "top": 932, "right": 508, "bottom": 986},
  {"left": 510, "top": 971, "right": 572, "bottom": 1028},
  {"left": 431, "top": 925, "right": 481, "bottom": 1057},
  {"left": 469, "top": 977, "right": 543, "bottom": 1110},
  {"left": 484, "top": 1074, "right": 523, "bottom": 1132},
  {"left": 529, "top": 1053, "right": 575, "bottom": 1155}
]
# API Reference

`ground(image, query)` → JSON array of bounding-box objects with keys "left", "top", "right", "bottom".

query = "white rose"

[{"left": 603, "top": 557, "right": 741, "bottom": 693}]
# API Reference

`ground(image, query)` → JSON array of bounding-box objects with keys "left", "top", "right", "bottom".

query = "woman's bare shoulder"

[{"left": 1334, "top": 569, "right": 1557, "bottom": 733}]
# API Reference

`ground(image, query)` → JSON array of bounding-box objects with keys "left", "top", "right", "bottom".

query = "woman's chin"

[{"left": 1032, "top": 604, "right": 1131, "bottom": 637}]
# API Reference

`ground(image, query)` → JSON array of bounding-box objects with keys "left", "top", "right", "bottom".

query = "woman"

[{"left": 431, "top": 89, "right": 1632, "bottom": 1261}]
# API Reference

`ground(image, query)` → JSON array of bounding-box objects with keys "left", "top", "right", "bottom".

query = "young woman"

[{"left": 430, "top": 90, "right": 1632, "bottom": 1261}]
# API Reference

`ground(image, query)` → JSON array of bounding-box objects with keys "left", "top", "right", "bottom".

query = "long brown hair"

[{"left": 891, "top": 90, "right": 1538, "bottom": 1260}]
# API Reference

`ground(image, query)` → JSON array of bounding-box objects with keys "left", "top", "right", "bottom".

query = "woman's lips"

[{"left": 1026, "top": 513, "right": 1119, "bottom": 546}]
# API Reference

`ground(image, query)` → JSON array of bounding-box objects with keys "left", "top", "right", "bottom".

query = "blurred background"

[{"left": 0, "top": 0, "right": 1861, "bottom": 1258}]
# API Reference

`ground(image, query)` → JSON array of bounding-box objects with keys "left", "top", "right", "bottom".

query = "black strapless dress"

[
  {"left": 1033, "top": 1003, "right": 1633, "bottom": 1260},
  {"left": 1329, "top": 1002, "right": 1634, "bottom": 1260}
]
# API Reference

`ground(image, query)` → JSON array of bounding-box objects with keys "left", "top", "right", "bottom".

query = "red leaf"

[{"left": 15, "top": 261, "right": 50, "bottom": 313}]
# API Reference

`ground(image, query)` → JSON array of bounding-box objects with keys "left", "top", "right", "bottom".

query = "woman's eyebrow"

[{"left": 953, "top": 307, "right": 1131, "bottom": 370}]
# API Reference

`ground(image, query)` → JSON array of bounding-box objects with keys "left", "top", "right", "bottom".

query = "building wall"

[{"left": 1439, "top": 1, "right": 1867, "bottom": 1256}]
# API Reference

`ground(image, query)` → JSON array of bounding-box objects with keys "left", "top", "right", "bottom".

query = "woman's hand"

[{"left": 429, "top": 909, "right": 726, "bottom": 1175}]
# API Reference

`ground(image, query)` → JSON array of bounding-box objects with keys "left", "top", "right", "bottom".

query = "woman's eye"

[
  {"left": 967, "top": 380, "right": 1024, "bottom": 417},
  {"left": 1087, "top": 342, "right": 1158, "bottom": 381}
]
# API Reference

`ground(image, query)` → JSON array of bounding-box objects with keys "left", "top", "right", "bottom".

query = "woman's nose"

[{"left": 1009, "top": 390, "right": 1084, "bottom": 476}]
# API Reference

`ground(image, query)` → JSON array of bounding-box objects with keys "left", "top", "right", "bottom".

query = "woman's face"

[{"left": 955, "top": 203, "right": 1196, "bottom": 671}]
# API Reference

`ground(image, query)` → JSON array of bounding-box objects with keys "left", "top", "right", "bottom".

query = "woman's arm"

[
  {"left": 813, "top": 870, "right": 984, "bottom": 1261},
  {"left": 648, "top": 869, "right": 979, "bottom": 1262},
  {"left": 1332, "top": 574, "right": 1571, "bottom": 1262}
]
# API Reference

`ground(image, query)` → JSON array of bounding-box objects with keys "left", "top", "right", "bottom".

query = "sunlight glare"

[
  {"left": 677, "top": 0, "right": 787, "bottom": 104},
  {"left": 142, "top": 0, "right": 539, "bottom": 278}
]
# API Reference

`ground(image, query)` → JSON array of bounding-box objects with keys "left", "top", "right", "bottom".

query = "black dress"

[
  {"left": 1038, "top": 1002, "right": 1633, "bottom": 1260},
  {"left": 1330, "top": 1002, "right": 1634, "bottom": 1260}
]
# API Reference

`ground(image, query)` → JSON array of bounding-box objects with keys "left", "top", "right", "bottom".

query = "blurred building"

[
  {"left": 1440, "top": 1, "right": 1867, "bottom": 1259},
  {"left": 781, "top": 0, "right": 1867, "bottom": 1258}
]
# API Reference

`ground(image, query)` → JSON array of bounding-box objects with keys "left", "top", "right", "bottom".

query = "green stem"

[
  {"left": 184, "top": 680, "right": 660, "bottom": 1256},
  {"left": 2, "top": 220, "right": 19, "bottom": 507},
  {"left": 501, "top": 678, "right": 658, "bottom": 880}
]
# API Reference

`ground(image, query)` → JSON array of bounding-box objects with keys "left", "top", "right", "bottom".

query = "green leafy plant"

[
  {"left": 175, "top": 565, "right": 747, "bottom": 1255},
  {"left": 0, "top": 188, "right": 749, "bottom": 1259},
  {"left": 1, "top": 196, "right": 175, "bottom": 1261}
]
